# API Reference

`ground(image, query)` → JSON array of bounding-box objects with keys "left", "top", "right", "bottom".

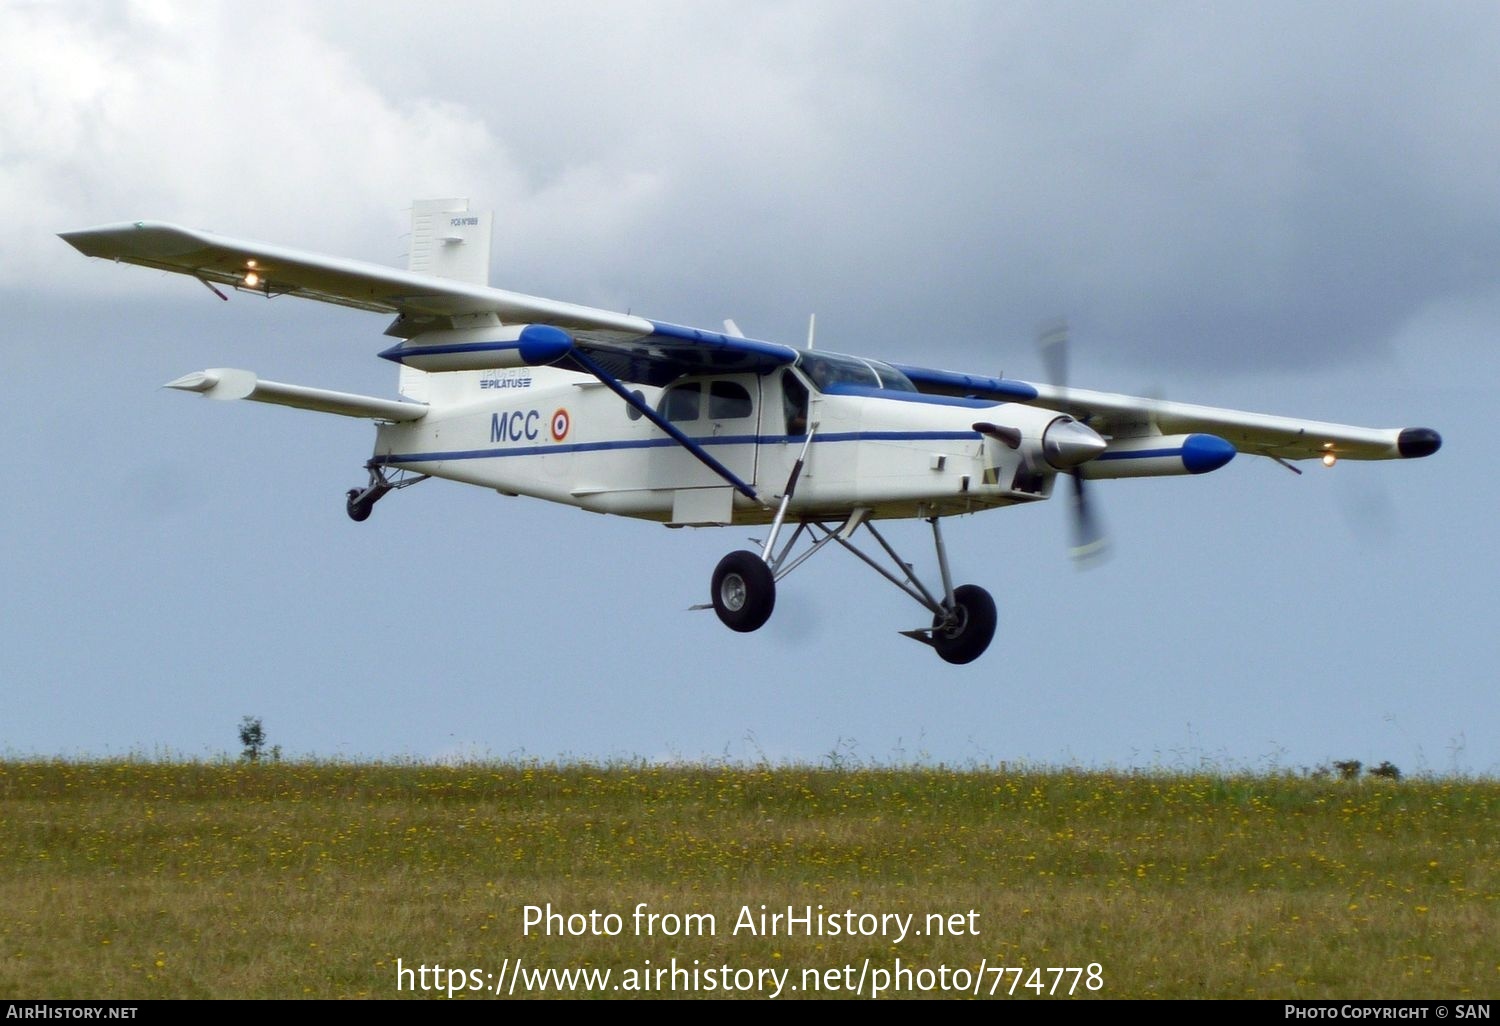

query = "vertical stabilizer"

[
  {"left": 408, "top": 198, "right": 493, "bottom": 284},
  {"left": 399, "top": 199, "right": 493, "bottom": 401}
]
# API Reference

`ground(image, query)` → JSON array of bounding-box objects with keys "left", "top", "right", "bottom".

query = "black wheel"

[
  {"left": 346, "top": 488, "right": 373, "bottom": 522},
  {"left": 711, "top": 551, "right": 776, "bottom": 633},
  {"left": 931, "top": 584, "right": 997, "bottom": 664}
]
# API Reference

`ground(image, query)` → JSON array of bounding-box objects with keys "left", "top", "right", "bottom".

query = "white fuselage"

[{"left": 373, "top": 364, "right": 1065, "bottom": 526}]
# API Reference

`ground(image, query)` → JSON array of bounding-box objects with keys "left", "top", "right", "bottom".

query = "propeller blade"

[
  {"left": 1069, "top": 472, "right": 1109, "bottom": 565},
  {"left": 1040, "top": 319, "right": 1069, "bottom": 388},
  {"left": 1038, "top": 320, "right": 1109, "bottom": 566}
]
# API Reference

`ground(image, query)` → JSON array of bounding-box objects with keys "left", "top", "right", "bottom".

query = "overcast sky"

[{"left": 3, "top": 0, "right": 1494, "bottom": 774}]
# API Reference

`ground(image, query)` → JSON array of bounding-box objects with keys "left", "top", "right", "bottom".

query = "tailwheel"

[
  {"left": 344, "top": 461, "right": 429, "bottom": 523},
  {"left": 346, "top": 488, "right": 376, "bottom": 522},
  {"left": 930, "top": 584, "right": 997, "bottom": 665},
  {"left": 711, "top": 551, "right": 776, "bottom": 633}
]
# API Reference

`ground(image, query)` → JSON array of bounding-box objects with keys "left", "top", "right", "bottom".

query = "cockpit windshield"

[{"left": 796, "top": 352, "right": 917, "bottom": 393}]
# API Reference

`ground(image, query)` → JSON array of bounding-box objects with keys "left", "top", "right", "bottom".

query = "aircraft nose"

[{"left": 1042, "top": 418, "right": 1108, "bottom": 470}]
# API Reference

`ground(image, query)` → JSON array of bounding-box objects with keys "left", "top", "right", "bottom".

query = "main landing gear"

[
  {"left": 344, "top": 461, "right": 429, "bottom": 522},
  {"left": 707, "top": 510, "right": 998, "bottom": 664},
  {"left": 711, "top": 550, "right": 777, "bottom": 632}
]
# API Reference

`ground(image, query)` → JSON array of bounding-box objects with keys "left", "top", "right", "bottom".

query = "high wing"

[
  {"left": 62, "top": 220, "right": 1440, "bottom": 462},
  {"left": 59, "top": 221, "right": 797, "bottom": 386},
  {"left": 897, "top": 366, "right": 1441, "bottom": 463}
]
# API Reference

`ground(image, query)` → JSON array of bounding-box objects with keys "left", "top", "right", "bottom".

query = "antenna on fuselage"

[{"left": 806, "top": 313, "right": 816, "bottom": 350}]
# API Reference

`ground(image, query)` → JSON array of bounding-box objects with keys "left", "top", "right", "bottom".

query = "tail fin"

[{"left": 398, "top": 199, "right": 493, "bottom": 401}]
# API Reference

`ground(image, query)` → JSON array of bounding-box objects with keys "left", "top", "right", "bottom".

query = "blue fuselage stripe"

[
  {"left": 373, "top": 430, "right": 979, "bottom": 465},
  {"left": 1095, "top": 446, "right": 1185, "bottom": 461}
]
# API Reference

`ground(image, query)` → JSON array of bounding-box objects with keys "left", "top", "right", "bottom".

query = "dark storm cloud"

[
  {"left": 18, "top": 2, "right": 1500, "bottom": 378},
  {"left": 311, "top": 1, "right": 1500, "bottom": 374}
]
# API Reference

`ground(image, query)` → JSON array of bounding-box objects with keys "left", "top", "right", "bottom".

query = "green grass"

[{"left": 1, "top": 760, "right": 1495, "bottom": 999}]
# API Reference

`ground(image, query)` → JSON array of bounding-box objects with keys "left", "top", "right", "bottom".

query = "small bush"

[
  {"left": 1333, "top": 759, "right": 1363, "bottom": 780},
  {"left": 239, "top": 717, "right": 266, "bottom": 763}
]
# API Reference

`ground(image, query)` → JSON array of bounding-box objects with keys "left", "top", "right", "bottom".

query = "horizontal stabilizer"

[{"left": 164, "top": 369, "right": 427, "bottom": 422}]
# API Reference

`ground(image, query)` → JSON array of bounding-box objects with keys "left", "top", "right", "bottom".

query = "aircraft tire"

[
  {"left": 711, "top": 551, "right": 776, "bottom": 633},
  {"left": 931, "top": 584, "right": 997, "bottom": 664},
  {"left": 346, "top": 489, "right": 373, "bottom": 523}
]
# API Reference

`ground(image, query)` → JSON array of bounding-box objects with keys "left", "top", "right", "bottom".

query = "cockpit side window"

[
  {"left": 782, "top": 370, "right": 809, "bottom": 436},
  {"left": 868, "top": 361, "right": 917, "bottom": 392},
  {"left": 794, "top": 352, "right": 917, "bottom": 392},
  {"left": 798, "top": 352, "right": 878, "bottom": 392}
]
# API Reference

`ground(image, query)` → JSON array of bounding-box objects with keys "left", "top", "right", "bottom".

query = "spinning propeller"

[{"left": 1040, "top": 321, "right": 1109, "bottom": 566}]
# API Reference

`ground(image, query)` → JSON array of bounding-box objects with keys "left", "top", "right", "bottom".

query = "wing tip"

[
  {"left": 1397, "top": 427, "right": 1442, "bottom": 459},
  {"left": 58, "top": 220, "right": 185, "bottom": 258}
]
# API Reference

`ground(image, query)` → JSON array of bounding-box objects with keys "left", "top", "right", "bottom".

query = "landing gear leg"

[
  {"left": 705, "top": 426, "right": 815, "bottom": 633},
  {"left": 697, "top": 487, "right": 998, "bottom": 661},
  {"left": 715, "top": 507, "right": 1000, "bottom": 662},
  {"left": 919, "top": 515, "right": 996, "bottom": 664},
  {"left": 842, "top": 514, "right": 996, "bottom": 664}
]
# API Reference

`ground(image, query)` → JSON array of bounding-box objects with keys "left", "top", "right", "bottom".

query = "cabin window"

[
  {"left": 660, "top": 382, "right": 701, "bottom": 422},
  {"left": 708, "top": 381, "right": 753, "bottom": 420}
]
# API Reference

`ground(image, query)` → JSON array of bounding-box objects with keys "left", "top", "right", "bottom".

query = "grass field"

[{"left": 1, "top": 760, "right": 1495, "bottom": 999}]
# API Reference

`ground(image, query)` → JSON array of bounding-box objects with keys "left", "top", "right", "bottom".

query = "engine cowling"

[{"left": 973, "top": 416, "right": 1108, "bottom": 496}]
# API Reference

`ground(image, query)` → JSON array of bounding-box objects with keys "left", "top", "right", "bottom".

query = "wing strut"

[{"left": 567, "top": 349, "right": 761, "bottom": 503}]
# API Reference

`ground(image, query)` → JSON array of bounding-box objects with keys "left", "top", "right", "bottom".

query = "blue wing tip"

[{"left": 1397, "top": 428, "right": 1441, "bottom": 458}]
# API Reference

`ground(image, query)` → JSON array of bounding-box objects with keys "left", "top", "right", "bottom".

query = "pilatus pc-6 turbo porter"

[{"left": 62, "top": 200, "right": 1441, "bottom": 664}]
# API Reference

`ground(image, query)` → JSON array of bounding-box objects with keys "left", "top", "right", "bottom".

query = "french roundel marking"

[{"left": 550, "top": 408, "right": 571, "bottom": 441}]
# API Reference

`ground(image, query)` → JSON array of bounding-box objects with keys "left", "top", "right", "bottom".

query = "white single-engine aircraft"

[{"left": 63, "top": 200, "right": 1441, "bottom": 664}]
